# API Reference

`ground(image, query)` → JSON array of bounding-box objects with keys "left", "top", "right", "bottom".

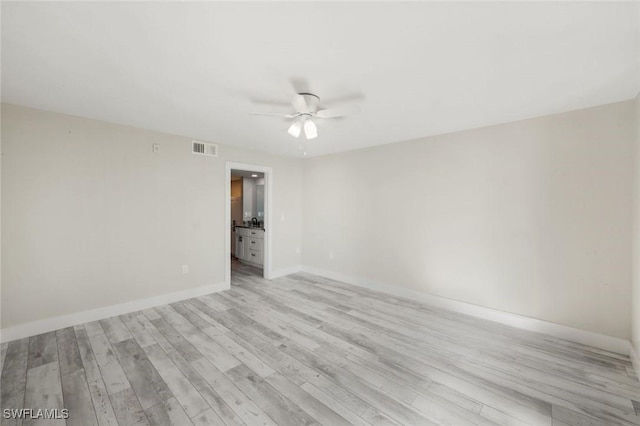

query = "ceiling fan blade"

[
  {"left": 249, "top": 112, "right": 296, "bottom": 118},
  {"left": 304, "top": 120, "right": 318, "bottom": 140},
  {"left": 291, "top": 94, "right": 308, "bottom": 112},
  {"left": 316, "top": 105, "right": 359, "bottom": 118},
  {"left": 288, "top": 120, "right": 303, "bottom": 138}
]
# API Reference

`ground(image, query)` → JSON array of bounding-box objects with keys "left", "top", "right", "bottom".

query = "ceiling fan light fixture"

[
  {"left": 287, "top": 119, "right": 303, "bottom": 138},
  {"left": 304, "top": 119, "right": 318, "bottom": 139},
  {"left": 251, "top": 91, "right": 354, "bottom": 140}
]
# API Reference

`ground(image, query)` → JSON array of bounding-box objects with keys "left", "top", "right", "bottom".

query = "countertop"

[{"left": 235, "top": 225, "right": 265, "bottom": 231}]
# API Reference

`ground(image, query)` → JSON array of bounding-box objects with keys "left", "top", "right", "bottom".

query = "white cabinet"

[
  {"left": 248, "top": 249, "right": 263, "bottom": 264},
  {"left": 235, "top": 233, "right": 246, "bottom": 260},
  {"left": 235, "top": 227, "right": 264, "bottom": 266}
]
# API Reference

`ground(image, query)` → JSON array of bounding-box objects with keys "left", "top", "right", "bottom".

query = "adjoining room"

[{"left": 230, "top": 169, "right": 266, "bottom": 279}]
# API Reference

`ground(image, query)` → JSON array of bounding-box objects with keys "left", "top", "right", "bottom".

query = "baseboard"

[
  {"left": 630, "top": 342, "right": 640, "bottom": 381},
  {"left": 300, "top": 265, "right": 631, "bottom": 356},
  {"left": 0, "top": 282, "right": 228, "bottom": 343},
  {"left": 268, "top": 265, "right": 302, "bottom": 280}
]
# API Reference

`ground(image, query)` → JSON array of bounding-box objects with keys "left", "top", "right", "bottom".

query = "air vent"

[{"left": 192, "top": 141, "right": 217, "bottom": 157}]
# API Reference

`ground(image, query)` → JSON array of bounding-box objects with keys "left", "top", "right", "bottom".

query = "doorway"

[{"left": 225, "top": 162, "right": 273, "bottom": 286}]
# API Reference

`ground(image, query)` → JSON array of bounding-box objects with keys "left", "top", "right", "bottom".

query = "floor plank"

[
  {"left": 1, "top": 338, "right": 30, "bottom": 426},
  {"left": 144, "top": 398, "right": 193, "bottom": 426},
  {"left": 87, "top": 332, "right": 130, "bottom": 395},
  {"left": 100, "top": 317, "right": 133, "bottom": 345},
  {"left": 225, "top": 363, "right": 318, "bottom": 426},
  {"left": 120, "top": 313, "right": 156, "bottom": 348},
  {"left": 60, "top": 369, "right": 99, "bottom": 426},
  {"left": 0, "top": 342, "right": 8, "bottom": 374},
  {"left": 57, "top": 328, "right": 83, "bottom": 376},
  {"left": 141, "top": 344, "right": 209, "bottom": 418},
  {"left": 190, "top": 356, "right": 278, "bottom": 426},
  {"left": 86, "top": 378, "right": 119, "bottom": 426},
  {"left": 264, "top": 372, "right": 351, "bottom": 426},
  {"left": 24, "top": 362, "right": 65, "bottom": 425},
  {"left": 163, "top": 350, "right": 244, "bottom": 426},
  {"left": 191, "top": 408, "right": 225, "bottom": 426},
  {"left": 109, "top": 388, "right": 149, "bottom": 426},
  {"left": 27, "top": 331, "right": 57, "bottom": 370},
  {"left": 111, "top": 339, "right": 171, "bottom": 410}
]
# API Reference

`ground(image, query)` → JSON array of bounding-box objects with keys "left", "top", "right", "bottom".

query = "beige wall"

[
  {"left": 3, "top": 100, "right": 636, "bottom": 341},
  {"left": 1, "top": 104, "right": 303, "bottom": 328},
  {"left": 633, "top": 93, "right": 640, "bottom": 355},
  {"left": 303, "top": 100, "right": 634, "bottom": 339}
]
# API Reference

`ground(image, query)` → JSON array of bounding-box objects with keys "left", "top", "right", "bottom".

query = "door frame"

[{"left": 225, "top": 161, "right": 273, "bottom": 286}]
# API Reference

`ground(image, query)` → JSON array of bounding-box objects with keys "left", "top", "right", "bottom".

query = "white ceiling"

[{"left": 2, "top": 2, "right": 638, "bottom": 158}]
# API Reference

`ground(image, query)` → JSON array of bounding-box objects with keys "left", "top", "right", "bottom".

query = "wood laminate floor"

[{"left": 2, "top": 264, "right": 639, "bottom": 426}]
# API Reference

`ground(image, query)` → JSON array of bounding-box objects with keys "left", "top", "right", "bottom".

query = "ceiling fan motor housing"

[{"left": 298, "top": 93, "right": 320, "bottom": 113}]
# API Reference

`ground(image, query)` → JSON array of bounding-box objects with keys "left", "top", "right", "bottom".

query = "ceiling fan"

[{"left": 250, "top": 93, "right": 353, "bottom": 140}]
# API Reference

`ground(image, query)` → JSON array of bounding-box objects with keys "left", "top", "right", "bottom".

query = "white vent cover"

[{"left": 192, "top": 141, "right": 218, "bottom": 157}]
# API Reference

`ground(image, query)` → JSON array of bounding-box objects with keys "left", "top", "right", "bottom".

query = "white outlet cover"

[{"left": 182, "top": 265, "right": 189, "bottom": 274}]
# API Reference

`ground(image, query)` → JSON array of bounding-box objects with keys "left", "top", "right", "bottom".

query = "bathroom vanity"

[{"left": 235, "top": 226, "right": 264, "bottom": 266}]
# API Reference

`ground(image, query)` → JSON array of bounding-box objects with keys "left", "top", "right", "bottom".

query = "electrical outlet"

[
  {"left": 152, "top": 143, "right": 160, "bottom": 153},
  {"left": 329, "top": 251, "right": 334, "bottom": 259},
  {"left": 182, "top": 265, "right": 189, "bottom": 274},
  {"left": 295, "top": 247, "right": 300, "bottom": 254}
]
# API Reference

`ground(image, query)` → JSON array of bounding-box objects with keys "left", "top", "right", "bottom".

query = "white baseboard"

[
  {"left": 630, "top": 342, "right": 640, "bottom": 380},
  {"left": 268, "top": 265, "right": 303, "bottom": 280},
  {"left": 0, "top": 282, "right": 228, "bottom": 343},
  {"left": 300, "top": 265, "right": 631, "bottom": 356}
]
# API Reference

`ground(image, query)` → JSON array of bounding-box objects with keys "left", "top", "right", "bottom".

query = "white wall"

[
  {"left": 633, "top": 93, "right": 640, "bottom": 360},
  {"left": 303, "top": 100, "right": 634, "bottom": 339},
  {"left": 1, "top": 104, "right": 303, "bottom": 329},
  {"left": 627, "top": 1, "right": 639, "bottom": 366}
]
